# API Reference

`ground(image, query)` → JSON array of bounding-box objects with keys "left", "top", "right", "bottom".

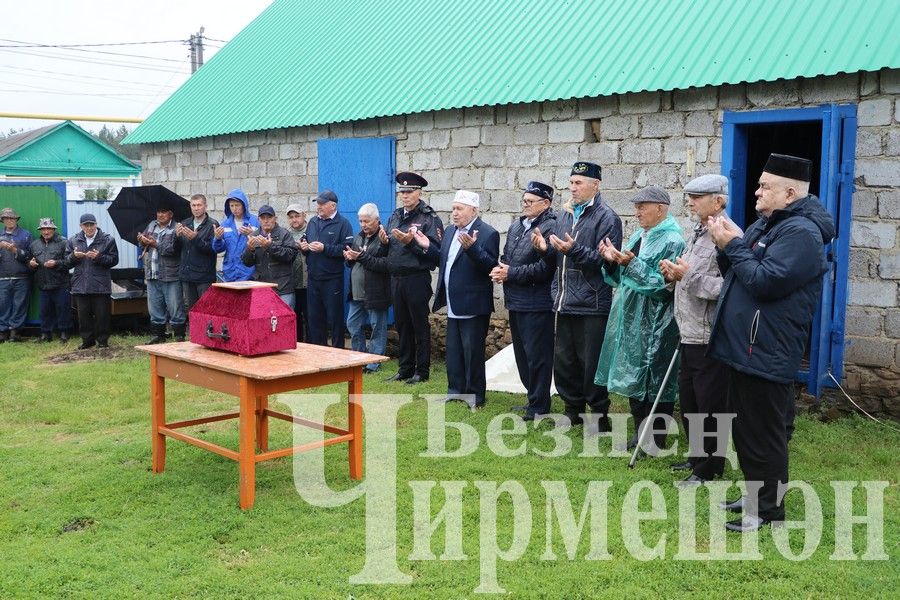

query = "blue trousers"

[
  {"left": 147, "top": 279, "right": 186, "bottom": 326},
  {"left": 307, "top": 277, "right": 344, "bottom": 347},
  {"left": 0, "top": 277, "right": 30, "bottom": 331},
  {"left": 39, "top": 287, "right": 73, "bottom": 333},
  {"left": 346, "top": 300, "right": 388, "bottom": 370}
]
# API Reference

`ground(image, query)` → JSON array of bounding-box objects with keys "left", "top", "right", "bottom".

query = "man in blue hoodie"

[
  {"left": 211, "top": 189, "right": 258, "bottom": 282},
  {"left": 301, "top": 190, "right": 353, "bottom": 347},
  {"left": 708, "top": 154, "right": 835, "bottom": 533}
]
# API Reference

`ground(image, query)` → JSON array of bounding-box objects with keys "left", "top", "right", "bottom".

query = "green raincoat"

[{"left": 594, "top": 214, "right": 685, "bottom": 404}]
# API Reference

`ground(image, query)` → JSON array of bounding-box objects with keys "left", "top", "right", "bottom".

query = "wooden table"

[{"left": 136, "top": 342, "right": 388, "bottom": 509}]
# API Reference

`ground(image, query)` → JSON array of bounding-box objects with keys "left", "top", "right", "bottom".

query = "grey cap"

[
  {"left": 630, "top": 185, "right": 671, "bottom": 205},
  {"left": 684, "top": 174, "right": 728, "bottom": 196},
  {"left": 258, "top": 204, "right": 276, "bottom": 217},
  {"left": 314, "top": 190, "right": 338, "bottom": 204},
  {"left": 286, "top": 203, "right": 305, "bottom": 215},
  {"left": 38, "top": 218, "right": 57, "bottom": 229},
  {"left": 79, "top": 213, "right": 97, "bottom": 224}
]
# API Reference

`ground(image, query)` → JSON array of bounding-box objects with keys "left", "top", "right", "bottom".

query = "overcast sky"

[{"left": 0, "top": 0, "right": 273, "bottom": 136}]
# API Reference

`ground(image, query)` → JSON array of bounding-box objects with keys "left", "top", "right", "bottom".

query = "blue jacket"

[
  {"left": 304, "top": 212, "right": 353, "bottom": 280},
  {"left": 432, "top": 217, "right": 500, "bottom": 316},
  {"left": 708, "top": 195, "right": 835, "bottom": 383},
  {"left": 501, "top": 208, "right": 557, "bottom": 312},
  {"left": 211, "top": 189, "right": 259, "bottom": 281},
  {"left": 0, "top": 226, "right": 33, "bottom": 278}
]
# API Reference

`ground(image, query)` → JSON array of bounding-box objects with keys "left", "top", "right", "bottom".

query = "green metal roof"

[
  {"left": 0, "top": 121, "right": 140, "bottom": 178},
  {"left": 126, "top": 0, "right": 900, "bottom": 144}
]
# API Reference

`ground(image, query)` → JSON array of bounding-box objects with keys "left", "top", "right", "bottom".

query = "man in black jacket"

[
  {"left": 176, "top": 193, "right": 219, "bottom": 312},
  {"left": 28, "top": 218, "right": 72, "bottom": 342},
  {"left": 65, "top": 213, "right": 119, "bottom": 349},
  {"left": 242, "top": 205, "right": 298, "bottom": 306},
  {"left": 491, "top": 181, "right": 557, "bottom": 420},
  {"left": 532, "top": 162, "right": 623, "bottom": 431},
  {"left": 343, "top": 203, "right": 390, "bottom": 373},
  {"left": 708, "top": 154, "right": 835, "bottom": 532}
]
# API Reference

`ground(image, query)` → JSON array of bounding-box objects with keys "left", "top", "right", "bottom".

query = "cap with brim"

[
  {"left": 286, "top": 203, "right": 305, "bottom": 214},
  {"left": 0, "top": 207, "right": 20, "bottom": 220},
  {"left": 258, "top": 204, "right": 276, "bottom": 216},
  {"left": 684, "top": 174, "right": 729, "bottom": 196},
  {"left": 80, "top": 213, "right": 97, "bottom": 224},
  {"left": 763, "top": 153, "right": 812, "bottom": 182},
  {"left": 630, "top": 186, "right": 671, "bottom": 205},
  {"left": 395, "top": 171, "right": 428, "bottom": 190},
  {"left": 315, "top": 190, "right": 338, "bottom": 204},
  {"left": 38, "top": 218, "right": 57, "bottom": 229}
]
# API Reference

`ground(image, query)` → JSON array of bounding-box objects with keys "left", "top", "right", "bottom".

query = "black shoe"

[
  {"left": 39, "top": 332, "right": 52, "bottom": 342},
  {"left": 363, "top": 366, "right": 380, "bottom": 374},
  {"left": 671, "top": 461, "right": 694, "bottom": 472},
  {"left": 384, "top": 372, "right": 410, "bottom": 382},
  {"left": 725, "top": 514, "right": 779, "bottom": 533},
  {"left": 676, "top": 474, "right": 707, "bottom": 488},
  {"left": 97, "top": 342, "right": 109, "bottom": 349},
  {"left": 405, "top": 374, "right": 428, "bottom": 384},
  {"left": 719, "top": 496, "right": 745, "bottom": 513},
  {"left": 173, "top": 323, "right": 187, "bottom": 343},
  {"left": 59, "top": 331, "right": 69, "bottom": 342},
  {"left": 0, "top": 330, "right": 8, "bottom": 343},
  {"left": 146, "top": 323, "right": 167, "bottom": 345},
  {"left": 563, "top": 413, "right": 583, "bottom": 427},
  {"left": 78, "top": 341, "right": 95, "bottom": 350},
  {"left": 9, "top": 329, "right": 23, "bottom": 342},
  {"left": 468, "top": 400, "right": 485, "bottom": 410}
]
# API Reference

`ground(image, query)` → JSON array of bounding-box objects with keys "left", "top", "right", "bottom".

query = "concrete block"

[
  {"left": 860, "top": 71, "right": 879, "bottom": 97},
  {"left": 858, "top": 98, "right": 892, "bottom": 126},
  {"left": 307, "top": 125, "right": 328, "bottom": 141},
  {"left": 428, "top": 192, "right": 456, "bottom": 212},
  {"left": 224, "top": 148, "right": 242, "bottom": 163},
  {"left": 266, "top": 161, "right": 289, "bottom": 177},
  {"left": 578, "top": 96, "right": 617, "bottom": 120},
  {"left": 880, "top": 252, "right": 900, "bottom": 279},
  {"left": 167, "top": 140, "right": 182, "bottom": 153},
  {"left": 257, "top": 178, "right": 277, "bottom": 195},
  {"left": 266, "top": 129, "right": 286, "bottom": 145},
  {"left": 380, "top": 115, "right": 405, "bottom": 134},
  {"left": 849, "top": 279, "right": 897, "bottom": 307},
  {"left": 144, "top": 154, "right": 161, "bottom": 169},
  {"left": 422, "top": 129, "right": 451, "bottom": 150},
  {"left": 878, "top": 190, "right": 900, "bottom": 218},
  {"left": 514, "top": 123, "right": 549, "bottom": 145},
  {"left": 621, "top": 140, "right": 662, "bottom": 164},
  {"left": 580, "top": 141, "right": 619, "bottom": 165},
  {"left": 635, "top": 164, "right": 678, "bottom": 188},
  {"left": 441, "top": 147, "right": 473, "bottom": 169},
  {"left": 183, "top": 166, "right": 198, "bottom": 181},
  {"left": 852, "top": 221, "right": 897, "bottom": 249},
  {"left": 709, "top": 138, "right": 723, "bottom": 162},
  {"left": 506, "top": 102, "right": 541, "bottom": 124},
  {"left": 602, "top": 165, "right": 635, "bottom": 189},
  {"left": 850, "top": 249, "right": 878, "bottom": 278},
  {"left": 352, "top": 119, "right": 380, "bottom": 137},
  {"left": 852, "top": 189, "right": 878, "bottom": 217},
  {"left": 487, "top": 190, "right": 523, "bottom": 212},
  {"left": 505, "top": 145, "right": 540, "bottom": 167},
  {"left": 277, "top": 177, "right": 299, "bottom": 195},
  {"left": 287, "top": 160, "right": 307, "bottom": 176},
  {"left": 482, "top": 125, "right": 515, "bottom": 146},
  {"left": 548, "top": 121, "right": 590, "bottom": 143},
  {"left": 484, "top": 168, "right": 516, "bottom": 190},
  {"left": 241, "top": 147, "right": 259, "bottom": 162},
  {"left": 173, "top": 180, "right": 191, "bottom": 196},
  {"left": 328, "top": 122, "right": 352, "bottom": 139},
  {"left": 412, "top": 150, "right": 441, "bottom": 171},
  {"left": 640, "top": 112, "right": 684, "bottom": 138},
  {"left": 191, "top": 150, "right": 208, "bottom": 165},
  {"left": 881, "top": 68, "right": 900, "bottom": 93},
  {"left": 856, "top": 129, "right": 883, "bottom": 156},
  {"left": 286, "top": 128, "right": 307, "bottom": 144},
  {"left": 247, "top": 162, "right": 267, "bottom": 178},
  {"left": 230, "top": 132, "right": 248, "bottom": 148},
  {"left": 258, "top": 144, "right": 279, "bottom": 161},
  {"left": 213, "top": 164, "right": 229, "bottom": 179},
  {"left": 673, "top": 87, "right": 717, "bottom": 111},
  {"left": 420, "top": 169, "right": 451, "bottom": 190},
  {"left": 464, "top": 106, "right": 495, "bottom": 127},
  {"left": 406, "top": 112, "right": 434, "bottom": 132},
  {"left": 600, "top": 115, "right": 638, "bottom": 140},
  {"left": 663, "top": 138, "right": 709, "bottom": 164},
  {"left": 800, "top": 73, "right": 859, "bottom": 103},
  {"left": 685, "top": 111, "right": 716, "bottom": 136},
  {"left": 515, "top": 168, "right": 555, "bottom": 189},
  {"left": 206, "top": 149, "right": 224, "bottom": 165},
  {"left": 160, "top": 154, "right": 176, "bottom": 169},
  {"left": 845, "top": 306, "right": 884, "bottom": 337},
  {"left": 747, "top": 79, "right": 800, "bottom": 107},
  {"left": 297, "top": 142, "right": 317, "bottom": 158},
  {"left": 856, "top": 158, "right": 900, "bottom": 186},
  {"left": 471, "top": 146, "right": 505, "bottom": 168},
  {"left": 479, "top": 211, "right": 514, "bottom": 232},
  {"left": 176, "top": 152, "right": 191, "bottom": 167},
  {"left": 845, "top": 337, "right": 896, "bottom": 368},
  {"left": 885, "top": 308, "right": 900, "bottom": 337},
  {"left": 540, "top": 144, "right": 582, "bottom": 167},
  {"left": 236, "top": 179, "right": 256, "bottom": 195},
  {"left": 451, "top": 127, "right": 480, "bottom": 147},
  {"left": 541, "top": 99, "right": 578, "bottom": 121},
  {"left": 230, "top": 163, "right": 248, "bottom": 179},
  {"left": 620, "top": 91, "right": 660, "bottom": 114},
  {"left": 885, "top": 129, "right": 900, "bottom": 156},
  {"left": 197, "top": 137, "right": 214, "bottom": 151},
  {"left": 451, "top": 169, "right": 483, "bottom": 189},
  {"left": 397, "top": 133, "right": 422, "bottom": 153},
  {"left": 433, "top": 109, "right": 464, "bottom": 129}
]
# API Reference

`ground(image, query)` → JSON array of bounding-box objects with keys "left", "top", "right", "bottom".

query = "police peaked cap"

[{"left": 396, "top": 171, "right": 428, "bottom": 189}]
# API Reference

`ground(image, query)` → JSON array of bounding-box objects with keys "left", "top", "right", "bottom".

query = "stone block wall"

[{"left": 139, "top": 69, "right": 899, "bottom": 410}]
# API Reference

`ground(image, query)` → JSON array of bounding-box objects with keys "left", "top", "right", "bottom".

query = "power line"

[
  {"left": 0, "top": 65, "right": 179, "bottom": 90},
  {"left": 201, "top": 36, "right": 229, "bottom": 43},
  {"left": 0, "top": 38, "right": 187, "bottom": 63},
  {"left": 0, "top": 39, "right": 187, "bottom": 48},
  {"left": 0, "top": 48, "right": 189, "bottom": 74}
]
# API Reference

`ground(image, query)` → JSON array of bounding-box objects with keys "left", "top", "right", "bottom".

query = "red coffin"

[{"left": 189, "top": 281, "right": 297, "bottom": 356}]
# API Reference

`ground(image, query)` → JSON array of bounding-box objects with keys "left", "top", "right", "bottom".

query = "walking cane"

[{"left": 628, "top": 347, "right": 680, "bottom": 469}]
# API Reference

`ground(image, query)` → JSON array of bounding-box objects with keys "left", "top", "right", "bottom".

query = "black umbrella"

[{"left": 108, "top": 185, "right": 191, "bottom": 245}]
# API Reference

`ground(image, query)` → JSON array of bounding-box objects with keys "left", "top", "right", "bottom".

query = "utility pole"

[{"left": 189, "top": 27, "right": 205, "bottom": 74}]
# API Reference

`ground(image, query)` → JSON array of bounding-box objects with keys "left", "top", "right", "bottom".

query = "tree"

[{"left": 94, "top": 125, "right": 140, "bottom": 160}]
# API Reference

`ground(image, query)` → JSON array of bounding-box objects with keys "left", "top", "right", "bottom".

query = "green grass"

[{"left": 0, "top": 336, "right": 897, "bottom": 599}]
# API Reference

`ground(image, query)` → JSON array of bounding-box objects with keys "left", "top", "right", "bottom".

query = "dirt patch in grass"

[
  {"left": 46, "top": 345, "right": 143, "bottom": 364},
  {"left": 61, "top": 517, "right": 96, "bottom": 533}
]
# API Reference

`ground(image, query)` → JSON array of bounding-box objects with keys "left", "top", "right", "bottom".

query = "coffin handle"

[{"left": 206, "top": 320, "right": 230, "bottom": 341}]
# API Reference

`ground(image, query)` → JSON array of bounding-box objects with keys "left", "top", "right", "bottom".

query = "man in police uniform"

[{"left": 380, "top": 172, "right": 444, "bottom": 383}]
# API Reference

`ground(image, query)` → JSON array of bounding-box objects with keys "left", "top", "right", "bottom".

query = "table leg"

[
  {"left": 348, "top": 367, "right": 363, "bottom": 480},
  {"left": 256, "top": 395, "right": 269, "bottom": 451},
  {"left": 150, "top": 355, "right": 166, "bottom": 473},
  {"left": 239, "top": 377, "right": 256, "bottom": 510}
]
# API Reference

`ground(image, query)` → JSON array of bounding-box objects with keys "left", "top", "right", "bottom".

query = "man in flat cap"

[
  {"left": 532, "top": 162, "right": 622, "bottom": 431},
  {"left": 0, "top": 207, "right": 33, "bottom": 342},
  {"left": 380, "top": 171, "right": 445, "bottom": 384},
  {"left": 707, "top": 153, "right": 834, "bottom": 532},
  {"left": 491, "top": 181, "right": 558, "bottom": 420},
  {"left": 65, "top": 213, "right": 119, "bottom": 349},
  {"left": 137, "top": 202, "right": 185, "bottom": 344},
  {"left": 301, "top": 190, "right": 353, "bottom": 347},
  {"left": 242, "top": 205, "right": 298, "bottom": 307},
  {"left": 426, "top": 190, "right": 499, "bottom": 409},
  {"left": 659, "top": 174, "right": 730, "bottom": 486},
  {"left": 29, "top": 218, "right": 72, "bottom": 342},
  {"left": 595, "top": 186, "right": 685, "bottom": 452}
]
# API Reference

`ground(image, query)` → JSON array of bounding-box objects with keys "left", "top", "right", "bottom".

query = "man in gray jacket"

[
  {"left": 660, "top": 174, "right": 730, "bottom": 486},
  {"left": 242, "top": 205, "right": 297, "bottom": 307},
  {"left": 138, "top": 204, "right": 185, "bottom": 344}
]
